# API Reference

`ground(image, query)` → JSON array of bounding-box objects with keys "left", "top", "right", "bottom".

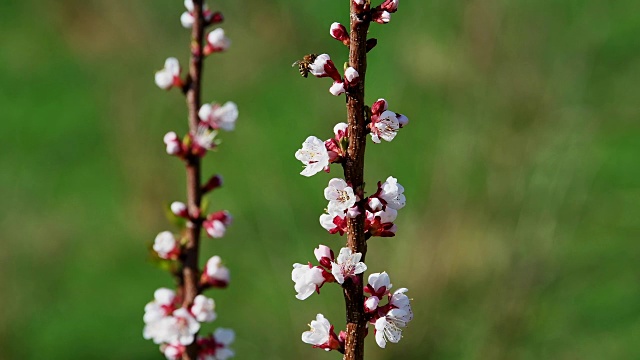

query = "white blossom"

[
  {"left": 344, "top": 67, "right": 359, "bottom": 82},
  {"left": 205, "top": 256, "right": 231, "bottom": 284},
  {"left": 199, "top": 101, "right": 238, "bottom": 131},
  {"left": 153, "top": 231, "right": 178, "bottom": 259},
  {"left": 374, "top": 309, "right": 407, "bottom": 348},
  {"left": 164, "top": 132, "right": 181, "bottom": 155},
  {"left": 205, "top": 219, "right": 226, "bottom": 238},
  {"left": 368, "top": 272, "right": 392, "bottom": 293},
  {"left": 371, "top": 110, "right": 400, "bottom": 143},
  {"left": 292, "top": 263, "right": 325, "bottom": 300},
  {"left": 390, "top": 288, "right": 413, "bottom": 323},
  {"left": 155, "top": 58, "right": 181, "bottom": 90},
  {"left": 314, "top": 245, "right": 333, "bottom": 262},
  {"left": 167, "top": 308, "right": 201, "bottom": 345},
  {"left": 163, "top": 343, "right": 184, "bottom": 360},
  {"left": 295, "top": 136, "right": 330, "bottom": 177},
  {"left": 324, "top": 178, "right": 356, "bottom": 212},
  {"left": 191, "top": 295, "right": 217, "bottom": 323},
  {"left": 331, "top": 247, "right": 367, "bottom": 284},
  {"left": 374, "top": 207, "right": 398, "bottom": 224},
  {"left": 379, "top": 176, "right": 406, "bottom": 210},
  {"left": 329, "top": 81, "right": 345, "bottom": 96},
  {"left": 207, "top": 28, "right": 231, "bottom": 52},
  {"left": 309, "top": 54, "right": 331, "bottom": 77},
  {"left": 333, "top": 122, "right": 348, "bottom": 137},
  {"left": 193, "top": 125, "right": 218, "bottom": 150},
  {"left": 301, "top": 314, "right": 331, "bottom": 346},
  {"left": 368, "top": 197, "right": 383, "bottom": 212}
]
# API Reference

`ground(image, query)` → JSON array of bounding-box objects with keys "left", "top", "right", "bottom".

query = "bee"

[{"left": 292, "top": 53, "right": 318, "bottom": 78}]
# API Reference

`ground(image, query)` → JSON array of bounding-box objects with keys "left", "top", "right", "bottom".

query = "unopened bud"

[
  {"left": 203, "top": 174, "right": 223, "bottom": 193},
  {"left": 330, "top": 22, "right": 350, "bottom": 46},
  {"left": 170, "top": 201, "right": 188, "bottom": 218}
]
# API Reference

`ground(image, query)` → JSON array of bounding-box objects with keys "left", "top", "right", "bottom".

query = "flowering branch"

[
  {"left": 145, "top": 1, "right": 236, "bottom": 359},
  {"left": 291, "top": 1, "right": 412, "bottom": 359}
]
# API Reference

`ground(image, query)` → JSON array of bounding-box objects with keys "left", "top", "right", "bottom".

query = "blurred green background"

[{"left": 2, "top": 0, "right": 639, "bottom": 359}]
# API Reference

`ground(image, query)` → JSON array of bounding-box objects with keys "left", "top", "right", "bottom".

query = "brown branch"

[
  {"left": 182, "top": 0, "right": 205, "bottom": 359},
  {"left": 341, "top": 2, "right": 371, "bottom": 360}
]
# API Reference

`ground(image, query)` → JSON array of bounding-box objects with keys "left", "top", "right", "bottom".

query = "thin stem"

[
  {"left": 182, "top": 0, "right": 205, "bottom": 359},
  {"left": 342, "top": 2, "right": 371, "bottom": 360}
]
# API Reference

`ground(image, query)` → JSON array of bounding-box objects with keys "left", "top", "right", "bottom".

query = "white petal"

[{"left": 180, "top": 12, "right": 194, "bottom": 28}]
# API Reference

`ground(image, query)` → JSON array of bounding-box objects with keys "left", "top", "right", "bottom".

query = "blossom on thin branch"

[
  {"left": 288, "top": 1, "right": 414, "bottom": 357},
  {"left": 144, "top": 1, "right": 237, "bottom": 358}
]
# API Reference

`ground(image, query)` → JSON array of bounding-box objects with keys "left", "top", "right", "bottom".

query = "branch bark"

[
  {"left": 182, "top": 1, "right": 205, "bottom": 358},
  {"left": 342, "top": 2, "right": 371, "bottom": 360}
]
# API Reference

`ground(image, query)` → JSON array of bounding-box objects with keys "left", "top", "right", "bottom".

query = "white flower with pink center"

[
  {"left": 379, "top": 176, "right": 406, "bottom": 210},
  {"left": 193, "top": 125, "right": 219, "bottom": 151},
  {"left": 191, "top": 294, "right": 217, "bottom": 323},
  {"left": 199, "top": 101, "right": 238, "bottom": 131},
  {"left": 324, "top": 178, "right": 356, "bottom": 212},
  {"left": 295, "top": 136, "right": 330, "bottom": 177},
  {"left": 292, "top": 263, "right": 325, "bottom": 300},
  {"left": 301, "top": 314, "right": 331, "bottom": 346},
  {"left": 371, "top": 110, "right": 400, "bottom": 143},
  {"left": 155, "top": 58, "right": 182, "bottom": 90},
  {"left": 374, "top": 308, "right": 407, "bottom": 348},
  {"left": 167, "top": 308, "right": 201, "bottom": 345},
  {"left": 331, "top": 247, "right": 367, "bottom": 284}
]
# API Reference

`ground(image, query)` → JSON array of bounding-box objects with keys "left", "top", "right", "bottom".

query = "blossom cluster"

[
  {"left": 291, "top": 0, "right": 413, "bottom": 353},
  {"left": 318, "top": 176, "right": 406, "bottom": 238},
  {"left": 294, "top": 266, "right": 414, "bottom": 350},
  {"left": 143, "top": 288, "right": 234, "bottom": 359},
  {"left": 146, "top": 1, "right": 236, "bottom": 359},
  {"left": 294, "top": 102, "right": 408, "bottom": 177}
]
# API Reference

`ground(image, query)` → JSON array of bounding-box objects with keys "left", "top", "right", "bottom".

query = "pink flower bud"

[
  {"left": 202, "top": 174, "right": 223, "bottom": 193},
  {"left": 330, "top": 22, "right": 350, "bottom": 45},
  {"left": 373, "top": 10, "right": 391, "bottom": 24},
  {"left": 170, "top": 201, "right": 188, "bottom": 218},
  {"left": 364, "top": 296, "right": 380, "bottom": 312},
  {"left": 314, "top": 245, "right": 335, "bottom": 268},
  {"left": 329, "top": 81, "right": 346, "bottom": 96},
  {"left": 371, "top": 99, "right": 388, "bottom": 115},
  {"left": 380, "top": 0, "right": 399, "bottom": 12},
  {"left": 333, "top": 122, "right": 349, "bottom": 139},
  {"left": 209, "top": 11, "right": 224, "bottom": 24}
]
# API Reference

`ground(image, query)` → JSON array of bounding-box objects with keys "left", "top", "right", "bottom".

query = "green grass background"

[{"left": 1, "top": 0, "right": 639, "bottom": 359}]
